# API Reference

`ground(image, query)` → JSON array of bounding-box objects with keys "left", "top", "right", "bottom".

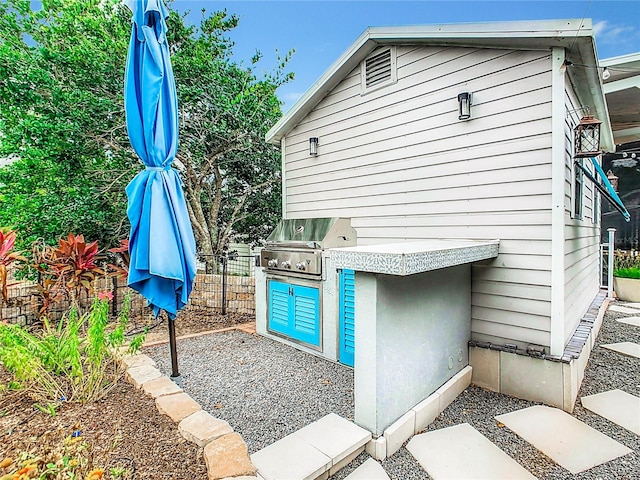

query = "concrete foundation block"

[
  {"left": 412, "top": 392, "right": 440, "bottom": 434},
  {"left": 383, "top": 410, "right": 415, "bottom": 457},
  {"left": 365, "top": 436, "right": 387, "bottom": 461},
  {"left": 437, "top": 366, "right": 472, "bottom": 413}
]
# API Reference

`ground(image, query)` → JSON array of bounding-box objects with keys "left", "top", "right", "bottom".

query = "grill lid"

[{"left": 266, "top": 218, "right": 356, "bottom": 250}]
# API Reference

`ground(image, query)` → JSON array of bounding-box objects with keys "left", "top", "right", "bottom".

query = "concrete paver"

[
  {"left": 496, "top": 405, "right": 632, "bottom": 474},
  {"left": 615, "top": 316, "right": 640, "bottom": 327},
  {"left": 618, "top": 302, "right": 640, "bottom": 310},
  {"left": 251, "top": 434, "right": 331, "bottom": 480},
  {"left": 581, "top": 389, "right": 640, "bottom": 435},
  {"left": 608, "top": 305, "right": 640, "bottom": 314},
  {"left": 407, "top": 423, "right": 535, "bottom": 479},
  {"left": 344, "top": 458, "right": 390, "bottom": 479},
  {"left": 293, "top": 413, "right": 371, "bottom": 467},
  {"left": 601, "top": 342, "right": 640, "bottom": 359}
]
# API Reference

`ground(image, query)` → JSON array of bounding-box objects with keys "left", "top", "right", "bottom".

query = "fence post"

[
  {"left": 111, "top": 276, "right": 118, "bottom": 317},
  {"left": 221, "top": 255, "right": 227, "bottom": 315},
  {"left": 608, "top": 228, "right": 616, "bottom": 300}
]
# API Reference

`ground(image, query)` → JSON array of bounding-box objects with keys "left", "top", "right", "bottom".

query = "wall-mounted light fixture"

[
  {"left": 573, "top": 115, "right": 602, "bottom": 158},
  {"left": 457, "top": 92, "right": 472, "bottom": 120},
  {"left": 309, "top": 137, "right": 319, "bottom": 156},
  {"left": 601, "top": 67, "right": 611, "bottom": 81}
]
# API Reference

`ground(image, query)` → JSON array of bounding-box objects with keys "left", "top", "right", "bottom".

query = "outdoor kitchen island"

[{"left": 331, "top": 239, "right": 500, "bottom": 437}]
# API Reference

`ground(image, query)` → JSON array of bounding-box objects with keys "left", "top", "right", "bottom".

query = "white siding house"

[{"left": 265, "top": 19, "right": 616, "bottom": 410}]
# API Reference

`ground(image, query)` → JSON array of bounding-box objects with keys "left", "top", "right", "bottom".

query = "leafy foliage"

[
  {"left": 26, "top": 233, "right": 105, "bottom": 313},
  {"left": 107, "top": 238, "right": 130, "bottom": 281},
  {"left": 0, "top": 294, "right": 144, "bottom": 404},
  {"left": 0, "top": 0, "right": 292, "bottom": 267},
  {"left": 0, "top": 227, "right": 26, "bottom": 303},
  {"left": 0, "top": 0, "right": 135, "bottom": 252},
  {"left": 613, "top": 251, "right": 640, "bottom": 278}
]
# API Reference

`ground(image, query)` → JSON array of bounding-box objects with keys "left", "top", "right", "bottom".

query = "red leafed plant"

[
  {"left": 0, "top": 228, "right": 27, "bottom": 304},
  {"left": 107, "top": 239, "right": 130, "bottom": 281},
  {"left": 50, "top": 233, "right": 105, "bottom": 297}
]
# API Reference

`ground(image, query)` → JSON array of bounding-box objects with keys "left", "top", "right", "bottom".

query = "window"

[
  {"left": 593, "top": 188, "right": 599, "bottom": 225},
  {"left": 574, "top": 159, "right": 584, "bottom": 219},
  {"left": 361, "top": 47, "right": 397, "bottom": 94}
]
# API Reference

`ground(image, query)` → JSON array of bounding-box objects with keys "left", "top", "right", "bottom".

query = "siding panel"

[{"left": 284, "top": 45, "right": 554, "bottom": 348}]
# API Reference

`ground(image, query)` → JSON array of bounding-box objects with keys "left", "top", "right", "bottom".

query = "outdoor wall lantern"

[
  {"left": 457, "top": 92, "right": 472, "bottom": 120},
  {"left": 574, "top": 115, "right": 602, "bottom": 158},
  {"left": 309, "top": 137, "right": 319, "bottom": 156}
]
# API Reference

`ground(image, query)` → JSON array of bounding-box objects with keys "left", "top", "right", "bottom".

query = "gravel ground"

[
  {"left": 146, "top": 331, "right": 354, "bottom": 453},
  {"left": 147, "top": 301, "right": 640, "bottom": 479}
]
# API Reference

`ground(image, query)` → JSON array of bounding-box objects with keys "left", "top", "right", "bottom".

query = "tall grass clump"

[
  {"left": 613, "top": 250, "right": 640, "bottom": 279},
  {"left": 0, "top": 293, "right": 145, "bottom": 403}
]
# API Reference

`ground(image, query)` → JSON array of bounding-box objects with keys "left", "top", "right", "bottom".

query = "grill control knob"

[
  {"left": 295, "top": 262, "right": 306, "bottom": 271},
  {"left": 267, "top": 259, "right": 278, "bottom": 267},
  {"left": 280, "top": 261, "right": 291, "bottom": 269}
]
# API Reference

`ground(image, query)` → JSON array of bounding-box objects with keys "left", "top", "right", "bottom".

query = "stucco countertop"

[{"left": 330, "top": 239, "right": 500, "bottom": 276}]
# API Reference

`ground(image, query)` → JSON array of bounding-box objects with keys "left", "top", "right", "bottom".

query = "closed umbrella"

[{"left": 124, "top": 0, "right": 196, "bottom": 379}]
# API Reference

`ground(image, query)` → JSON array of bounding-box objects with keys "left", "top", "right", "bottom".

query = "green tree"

[{"left": 0, "top": 0, "right": 291, "bottom": 266}]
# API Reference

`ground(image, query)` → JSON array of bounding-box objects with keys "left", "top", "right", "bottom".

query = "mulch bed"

[{"left": 0, "top": 312, "right": 250, "bottom": 479}]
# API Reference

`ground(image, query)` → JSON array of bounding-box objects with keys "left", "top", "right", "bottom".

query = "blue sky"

[{"left": 173, "top": 1, "right": 640, "bottom": 111}]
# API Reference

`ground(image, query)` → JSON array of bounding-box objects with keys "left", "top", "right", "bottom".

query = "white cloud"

[
  {"left": 593, "top": 19, "right": 639, "bottom": 47},
  {"left": 593, "top": 20, "right": 607, "bottom": 37}
]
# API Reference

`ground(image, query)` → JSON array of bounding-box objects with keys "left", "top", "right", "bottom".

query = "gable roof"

[{"left": 266, "top": 18, "right": 614, "bottom": 152}]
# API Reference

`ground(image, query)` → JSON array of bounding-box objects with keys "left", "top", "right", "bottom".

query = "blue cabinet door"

[
  {"left": 338, "top": 269, "right": 355, "bottom": 367},
  {"left": 268, "top": 280, "right": 321, "bottom": 348}
]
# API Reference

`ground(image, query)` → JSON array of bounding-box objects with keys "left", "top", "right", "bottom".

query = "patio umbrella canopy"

[{"left": 124, "top": 1, "right": 196, "bottom": 326}]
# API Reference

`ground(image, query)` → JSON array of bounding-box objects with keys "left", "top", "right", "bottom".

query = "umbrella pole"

[{"left": 168, "top": 315, "right": 180, "bottom": 380}]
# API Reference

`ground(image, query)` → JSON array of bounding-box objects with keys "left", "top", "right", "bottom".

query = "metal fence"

[{"left": 0, "top": 254, "right": 257, "bottom": 327}]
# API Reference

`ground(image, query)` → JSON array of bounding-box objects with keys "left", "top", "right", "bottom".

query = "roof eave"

[
  {"left": 267, "top": 19, "right": 614, "bottom": 151},
  {"left": 566, "top": 36, "right": 615, "bottom": 152}
]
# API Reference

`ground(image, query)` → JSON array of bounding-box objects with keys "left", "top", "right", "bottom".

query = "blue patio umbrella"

[{"left": 124, "top": 0, "right": 196, "bottom": 377}]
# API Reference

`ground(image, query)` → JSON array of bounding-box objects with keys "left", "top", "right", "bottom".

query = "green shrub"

[
  {"left": 0, "top": 293, "right": 145, "bottom": 403},
  {"left": 613, "top": 267, "right": 640, "bottom": 279}
]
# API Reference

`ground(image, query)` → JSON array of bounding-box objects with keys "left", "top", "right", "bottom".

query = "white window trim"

[
  {"left": 573, "top": 158, "right": 584, "bottom": 220},
  {"left": 360, "top": 46, "right": 397, "bottom": 95}
]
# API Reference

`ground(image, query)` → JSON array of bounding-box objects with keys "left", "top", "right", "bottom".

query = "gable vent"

[{"left": 361, "top": 47, "right": 397, "bottom": 93}]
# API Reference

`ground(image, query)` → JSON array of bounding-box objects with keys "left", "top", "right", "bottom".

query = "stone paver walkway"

[
  {"left": 407, "top": 423, "right": 536, "bottom": 479},
  {"left": 581, "top": 389, "right": 640, "bottom": 436},
  {"left": 616, "top": 316, "right": 640, "bottom": 327},
  {"left": 495, "top": 405, "right": 632, "bottom": 474},
  {"left": 601, "top": 341, "right": 640, "bottom": 358}
]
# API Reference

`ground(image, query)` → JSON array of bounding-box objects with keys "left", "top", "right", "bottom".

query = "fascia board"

[{"left": 600, "top": 52, "right": 640, "bottom": 67}]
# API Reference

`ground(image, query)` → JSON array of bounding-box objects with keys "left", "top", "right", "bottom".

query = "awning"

[{"left": 575, "top": 157, "right": 631, "bottom": 222}]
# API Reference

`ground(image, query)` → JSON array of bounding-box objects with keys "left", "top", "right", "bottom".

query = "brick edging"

[{"left": 119, "top": 347, "right": 258, "bottom": 479}]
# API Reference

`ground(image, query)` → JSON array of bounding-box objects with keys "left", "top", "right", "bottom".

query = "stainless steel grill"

[{"left": 260, "top": 218, "right": 357, "bottom": 277}]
